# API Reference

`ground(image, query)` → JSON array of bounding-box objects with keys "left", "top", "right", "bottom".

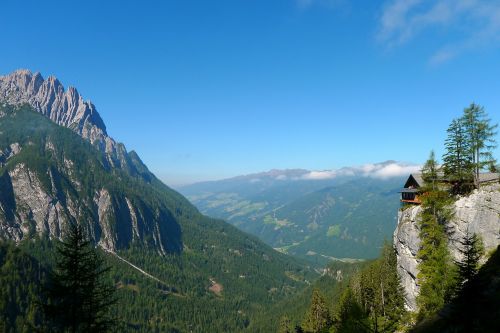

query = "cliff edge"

[{"left": 394, "top": 184, "right": 500, "bottom": 311}]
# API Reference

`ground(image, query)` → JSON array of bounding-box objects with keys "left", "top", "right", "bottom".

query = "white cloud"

[
  {"left": 302, "top": 170, "right": 338, "bottom": 180},
  {"left": 378, "top": 0, "right": 500, "bottom": 63},
  {"left": 366, "top": 162, "right": 421, "bottom": 179},
  {"left": 301, "top": 162, "right": 421, "bottom": 180}
]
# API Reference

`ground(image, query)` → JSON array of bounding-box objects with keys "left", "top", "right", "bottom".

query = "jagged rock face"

[
  {"left": 0, "top": 98, "right": 184, "bottom": 254},
  {"left": 394, "top": 184, "right": 500, "bottom": 311},
  {"left": 0, "top": 70, "right": 136, "bottom": 171},
  {"left": 0, "top": 160, "right": 180, "bottom": 254}
]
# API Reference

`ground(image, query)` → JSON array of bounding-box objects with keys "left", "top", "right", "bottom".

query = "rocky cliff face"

[
  {"left": 0, "top": 90, "right": 184, "bottom": 254},
  {"left": 0, "top": 70, "right": 142, "bottom": 172},
  {"left": 394, "top": 184, "right": 500, "bottom": 311}
]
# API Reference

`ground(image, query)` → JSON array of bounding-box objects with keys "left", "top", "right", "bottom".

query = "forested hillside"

[{"left": 0, "top": 104, "right": 317, "bottom": 332}]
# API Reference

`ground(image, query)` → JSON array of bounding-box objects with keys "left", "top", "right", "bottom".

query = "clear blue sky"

[{"left": 2, "top": 0, "right": 500, "bottom": 185}]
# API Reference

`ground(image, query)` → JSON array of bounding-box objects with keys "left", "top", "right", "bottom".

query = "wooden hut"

[{"left": 400, "top": 172, "right": 500, "bottom": 205}]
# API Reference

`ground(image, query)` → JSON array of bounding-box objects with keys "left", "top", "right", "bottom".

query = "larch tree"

[
  {"left": 421, "top": 151, "right": 440, "bottom": 191},
  {"left": 442, "top": 118, "right": 474, "bottom": 194},
  {"left": 461, "top": 103, "right": 498, "bottom": 188}
]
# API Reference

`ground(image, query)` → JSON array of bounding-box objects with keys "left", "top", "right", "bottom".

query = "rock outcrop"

[
  {"left": 394, "top": 184, "right": 500, "bottom": 311},
  {"left": 0, "top": 70, "right": 141, "bottom": 172}
]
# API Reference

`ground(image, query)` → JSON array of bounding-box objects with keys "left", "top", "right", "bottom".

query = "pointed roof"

[
  {"left": 403, "top": 172, "right": 499, "bottom": 189},
  {"left": 404, "top": 173, "right": 424, "bottom": 188}
]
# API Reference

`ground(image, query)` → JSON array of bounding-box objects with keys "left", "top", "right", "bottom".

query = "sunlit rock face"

[
  {"left": 394, "top": 184, "right": 500, "bottom": 311},
  {"left": 0, "top": 69, "right": 137, "bottom": 171}
]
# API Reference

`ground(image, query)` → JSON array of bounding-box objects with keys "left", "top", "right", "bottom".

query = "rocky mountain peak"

[
  {"left": 0, "top": 69, "right": 107, "bottom": 135},
  {"left": 0, "top": 69, "right": 143, "bottom": 172}
]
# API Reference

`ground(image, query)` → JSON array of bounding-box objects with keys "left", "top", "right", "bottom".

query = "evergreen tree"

[
  {"left": 377, "top": 244, "right": 405, "bottom": 328},
  {"left": 334, "top": 288, "right": 366, "bottom": 333},
  {"left": 416, "top": 215, "right": 456, "bottom": 320},
  {"left": 442, "top": 118, "right": 474, "bottom": 194},
  {"left": 456, "top": 231, "right": 484, "bottom": 288},
  {"left": 461, "top": 103, "right": 498, "bottom": 188},
  {"left": 44, "top": 223, "right": 116, "bottom": 333},
  {"left": 416, "top": 155, "right": 457, "bottom": 321},
  {"left": 302, "top": 289, "right": 330, "bottom": 333}
]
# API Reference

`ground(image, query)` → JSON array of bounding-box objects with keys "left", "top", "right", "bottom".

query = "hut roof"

[{"left": 403, "top": 172, "right": 499, "bottom": 188}]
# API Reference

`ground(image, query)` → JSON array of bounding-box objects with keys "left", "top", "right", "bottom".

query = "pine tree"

[
  {"left": 461, "top": 103, "right": 498, "bottom": 188},
  {"left": 44, "top": 223, "right": 116, "bottom": 333},
  {"left": 442, "top": 118, "right": 474, "bottom": 194},
  {"left": 456, "top": 231, "right": 484, "bottom": 288},
  {"left": 302, "top": 289, "right": 330, "bottom": 333}
]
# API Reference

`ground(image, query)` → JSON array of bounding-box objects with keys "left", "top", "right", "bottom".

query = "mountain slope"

[
  {"left": 180, "top": 166, "right": 412, "bottom": 262},
  {"left": 0, "top": 69, "right": 317, "bottom": 331},
  {"left": 0, "top": 104, "right": 185, "bottom": 253}
]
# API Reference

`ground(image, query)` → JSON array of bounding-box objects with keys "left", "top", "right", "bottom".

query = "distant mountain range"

[{"left": 179, "top": 162, "right": 420, "bottom": 263}]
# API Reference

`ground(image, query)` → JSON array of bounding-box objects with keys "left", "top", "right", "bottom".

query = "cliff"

[{"left": 394, "top": 184, "right": 500, "bottom": 311}]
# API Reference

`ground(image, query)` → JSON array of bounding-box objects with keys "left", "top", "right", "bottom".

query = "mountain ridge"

[{"left": 0, "top": 69, "right": 144, "bottom": 174}]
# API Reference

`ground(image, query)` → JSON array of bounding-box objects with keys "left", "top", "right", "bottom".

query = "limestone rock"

[
  {"left": 394, "top": 184, "right": 500, "bottom": 311},
  {"left": 0, "top": 69, "right": 139, "bottom": 172}
]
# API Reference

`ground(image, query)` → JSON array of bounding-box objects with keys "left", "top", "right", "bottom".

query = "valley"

[{"left": 179, "top": 165, "right": 413, "bottom": 263}]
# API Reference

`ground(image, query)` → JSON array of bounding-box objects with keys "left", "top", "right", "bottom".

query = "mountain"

[
  {"left": 0, "top": 70, "right": 316, "bottom": 332},
  {"left": 0, "top": 103, "right": 184, "bottom": 253},
  {"left": 0, "top": 69, "right": 147, "bottom": 175},
  {"left": 179, "top": 162, "right": 420, "bottom": 262}
]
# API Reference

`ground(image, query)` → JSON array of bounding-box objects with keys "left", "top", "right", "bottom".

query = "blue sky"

[{"left": 2, "top": 0, "right": 500, "bottom": 185}]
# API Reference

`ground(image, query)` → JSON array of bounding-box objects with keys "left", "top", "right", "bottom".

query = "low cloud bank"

[{"left": 301, "top": 162, "right": 421, "bottom": 180}]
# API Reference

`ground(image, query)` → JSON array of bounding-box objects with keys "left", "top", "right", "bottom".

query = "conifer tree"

[
  {"left": 377, "top": 243, "right": 405, "bottom": 327},
  {"left": 416, "top": 152, "right": 457, "bottom": 320},
  {"left": 461, "top": 103, "right": 498, "bottom": 188},
  {"left": 302, "top": 289, "right": 330, "bottom": 333},
  {"left": 442, "top": 118, "right": 473, "bottom": 194},
  {"left": 444, "top": 232, "right": 486, "bottom": 332},
  {"left": 44, "top": 223, "right": 116, "bottom": 333},
  {"left": 455, "top": 230, "right": 484, "bottom": 288},
  {"left": 333, "top": 288, "right": 366, "bottom": 333}
]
